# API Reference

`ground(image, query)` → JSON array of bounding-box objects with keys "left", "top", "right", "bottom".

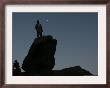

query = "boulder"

[{"left": 22, "top": 35, "right": 57, "bottom": 75}]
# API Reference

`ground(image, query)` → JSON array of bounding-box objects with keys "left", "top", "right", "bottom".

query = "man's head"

[{"left": 37, "top": 20, "right": 40, "bottom": 24}]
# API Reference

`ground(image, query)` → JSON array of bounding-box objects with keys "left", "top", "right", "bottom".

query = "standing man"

[{"left": 35, "top": 20, "right": 43, "bottom": 38}]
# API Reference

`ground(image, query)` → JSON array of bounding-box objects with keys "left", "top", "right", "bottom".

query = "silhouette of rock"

[
  {"left": 53, "top": 66, "right": 93, "bottom": 76},
  {"left": 22, "top": 35, "right": 57, "bottom": 75},
  {"left": 21, "top": 35, "right": 93, "bottom": 76},
  {"left": 20, "top": 65, "right": 93, "bottom": 76}
]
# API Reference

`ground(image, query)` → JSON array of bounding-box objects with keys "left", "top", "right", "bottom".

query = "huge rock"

[{"left": 22, "top": 35, "right": 57, "bottom": 75}]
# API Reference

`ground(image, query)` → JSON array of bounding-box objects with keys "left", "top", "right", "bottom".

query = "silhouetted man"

[{"left": 35, "top": 20, "right": 43, "bottom": 38}]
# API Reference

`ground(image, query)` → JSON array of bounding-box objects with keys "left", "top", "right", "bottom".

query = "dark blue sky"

[{"left": 12, "top": 12, "right": 98, "bottom": 75}]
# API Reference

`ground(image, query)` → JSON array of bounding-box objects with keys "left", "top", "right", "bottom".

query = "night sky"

[{"left": 12, "top": 12, "right": 98, "bottom": 75}]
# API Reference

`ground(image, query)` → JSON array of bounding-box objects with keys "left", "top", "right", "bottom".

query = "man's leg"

[
  {"left": 40, "top": 32, "right": 42, "bottom": 37},
  {"left": 37, "top": 32, "right": 39, "bottom": 38}
]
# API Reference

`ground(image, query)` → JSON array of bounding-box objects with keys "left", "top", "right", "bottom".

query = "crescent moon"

[{"left": 46, "top": 19, "right": 49, "bottom": 22}]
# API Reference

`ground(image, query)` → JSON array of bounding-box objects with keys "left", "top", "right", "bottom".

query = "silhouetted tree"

[{"left": 13, "top": 60, "right": 21, "bottom": 76}]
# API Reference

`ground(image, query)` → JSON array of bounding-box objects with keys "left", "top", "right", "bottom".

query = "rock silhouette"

[
  {"left": 53, "top": 66, "right": 93, "bottom": 76},
  {"left": 18, "top": 66, "right": 93, "bottom": 76},
  {"left": 22, "top": 35, "right": 57, "bottom": 75},
  {"left": 20, "top": 35, "right": 93, "bottom": 76},
  {"left": 13, "top": 35, "right": 93, "bottom": 76}
]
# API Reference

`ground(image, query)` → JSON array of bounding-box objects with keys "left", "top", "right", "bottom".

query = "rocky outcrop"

[
  {"left": 53, "top": 66, "right": 93, "bottom": 76},
  {"left": 22, "top": 35, "right": 57, "bottom": 75},
  {"left": 19, "top": 35, "right": 93, "bottom": 76},
  {"left": 20, "top": 66, "right": 93, "bottom": 76}
]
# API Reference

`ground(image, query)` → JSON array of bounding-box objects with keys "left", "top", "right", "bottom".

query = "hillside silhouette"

[{"left": 13, "top": 20, "right": 93, "bottom": 76}]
